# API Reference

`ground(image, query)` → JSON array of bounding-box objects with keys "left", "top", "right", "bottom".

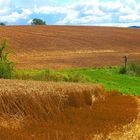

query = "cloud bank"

[{"left": 0, "top": 0, "right": 140, "bottom": 26}]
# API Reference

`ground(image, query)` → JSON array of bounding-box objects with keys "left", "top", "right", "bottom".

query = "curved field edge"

[
  {"left": 0, "top": 79, "right": 138, "bottom": 140},
  {"left": 15, "top": 67, "right": 140, "bottom": 95}
]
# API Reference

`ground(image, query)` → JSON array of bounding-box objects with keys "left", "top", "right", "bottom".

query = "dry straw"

[
  {"left": 0, "top": 79, "right": 137, "bottom": 140},
  {"left": 0, "top": 79, "right": 104, "bottom": 120}
]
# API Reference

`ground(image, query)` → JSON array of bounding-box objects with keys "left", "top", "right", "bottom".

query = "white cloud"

[
  {"left": 0, "top": 8, "right": 32, "bottom": 23},
  {"left": 27, "top": 19, "right": 33, "bottom": 24},
  {"left": 0, "top": 0, "right": 10, "bottom": 8},
  {"left": 99, "top": 1, "right": 122, "bottom": 13},
  {"left": 0, "top": 0, "right": 32, "bottom": 23},
  {"left": 0, "top": 0, "right": 11, "bottom": 15},
  {"left": 119, "top": 14, "right": 140, "bottom": 22},
  {"left": 32, "top": 0, "right": 140, "bottom": 26},
  {"left": 34, "top": 6, "right": 67, "bottom": 14},
  {"left": 0, "top": 0, "right": 140, "bottom": 26}
]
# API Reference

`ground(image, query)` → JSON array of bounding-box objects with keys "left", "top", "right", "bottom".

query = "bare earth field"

[
  {"left": 0, "top": 79, "right": 139, "bottom": 140},
  {"left": 0, "top": 25, "right": 140, "bottom": 69}
]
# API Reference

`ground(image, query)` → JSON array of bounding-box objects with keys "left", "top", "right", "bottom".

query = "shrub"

[
  {"left": 16, "top": 69, "right": 90, "bottom": 83},
  {"left": 0, "top": 39, "right": 15, "bottom": 79},
  {"left": 33, "top": 69, "right": 68, "bottom": 82},
  {"left": 119, "top": 62, "right": 140, "bottom": 76},
  {"left": 119, "top": 67, "right": 126, "bottom": 74},
  {"left": 41, "top": 70, "right": 89, "bottom": 83},
  {"left": 127, "top": 63, "right": 140, "bottom": 76},
  {"left": 67, "top": 73, "right": 89, "bottom": 83}
]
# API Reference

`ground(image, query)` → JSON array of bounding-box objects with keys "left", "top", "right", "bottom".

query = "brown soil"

[
  {"left": 0, "top": 80, "right": 139, "bottom": 140},
  {"left": 0, "top": 25, "right": 140, "bottom": 69}
]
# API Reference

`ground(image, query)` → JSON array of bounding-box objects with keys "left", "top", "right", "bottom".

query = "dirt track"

[{"left": 0, "top": 25, "right": 140, "bottom": 69}]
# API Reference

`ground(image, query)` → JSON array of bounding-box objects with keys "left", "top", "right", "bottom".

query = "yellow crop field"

[{"left": 0, "top": 79, "right": 139, "bottom": 140}]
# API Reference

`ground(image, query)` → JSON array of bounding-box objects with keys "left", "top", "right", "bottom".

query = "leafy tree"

[
  {"left": 0, "top": 22, "right": 6, "bottom": 26},
  {"left": 0, "top": 39, "right": 15, "bottom": 78},
  {"left": 31, "top": 18, "right": 46, "bottom": 25}
]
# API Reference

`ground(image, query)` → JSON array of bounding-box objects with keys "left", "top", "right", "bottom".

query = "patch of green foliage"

[
  {"left": 15, "top": 67, "right": 140, "bottom": 95},
  {"left": 0, "top": 40, "right": 15, "bottom": 79},
  {"left": 31, "top": 18, "right": 46, "bottom": 25},
  {"left": 127, "top": 63, "right": 140, "bottom": 76},
  {"left": 0, "top": 22, "right": 6, "bottom": 26},
  {"left": 119, "top": 67, "right": 127, "bottom": 74},
  {"left": 15, "top": 69, "right": 90, "bottom": 83},
  {"left": 119, "top": 62, "right": 140, "bottom": 76}
]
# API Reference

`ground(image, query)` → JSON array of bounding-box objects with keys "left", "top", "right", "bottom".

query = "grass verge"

[{"left": 15, "top": 67, "right": 140, "bottom": 95}]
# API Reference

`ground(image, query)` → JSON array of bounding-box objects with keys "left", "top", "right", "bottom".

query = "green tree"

[
  {"left": 0, "top": 22, "right": 6, "bottom": 26},
  {"left": 0, "top": 39, "right": 15, "bottom": 79},
  {"left": 31, "top": 18, "right": 46, "bottom": 25}
]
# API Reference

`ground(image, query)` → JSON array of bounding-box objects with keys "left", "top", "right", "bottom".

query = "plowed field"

[{"left": 0, "top": 26, "right": 140, "bottom": 69}]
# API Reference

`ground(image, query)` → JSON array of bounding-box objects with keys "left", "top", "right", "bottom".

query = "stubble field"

[{"left": 0, "top": 79, "right": 139, "bottom": 140}]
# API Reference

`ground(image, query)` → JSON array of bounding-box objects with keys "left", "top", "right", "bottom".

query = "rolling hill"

[
  {"left": 129, "top": 26, "right": 140, "bottom": 28},
  {"left": 0, "top": 25, "right": 140, "bottom": 69}
]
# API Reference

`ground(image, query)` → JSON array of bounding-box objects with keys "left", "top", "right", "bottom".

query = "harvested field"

[
  {"left": 0, "top": 79, "right": 139, "bottom": 140},
  {"left": 0, "top": 26, "right": 140, "bottom": 69}
]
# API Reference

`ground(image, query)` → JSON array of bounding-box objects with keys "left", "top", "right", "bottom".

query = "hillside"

[
  {"left": 129, "top": 26, "right": 140, "bottom": 28},
  {"left": 0, "top": 25, "right": 140, "bottom": 69}
]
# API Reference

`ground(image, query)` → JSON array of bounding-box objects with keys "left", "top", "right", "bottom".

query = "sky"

[{"left": 0, "top": 0, "right": 140, "bottom": 27}]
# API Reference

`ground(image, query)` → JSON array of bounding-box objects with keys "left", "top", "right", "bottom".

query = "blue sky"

[{"left": 0, "top": 0, "right": 140, "bottom": 26}]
